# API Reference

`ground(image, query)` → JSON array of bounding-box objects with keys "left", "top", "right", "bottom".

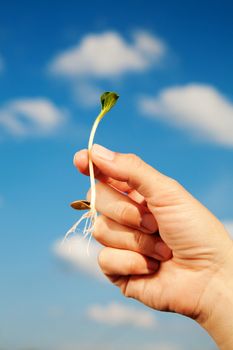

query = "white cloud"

[
  {"left": 139, "top": 84, "right": 233, "bottom": 147},
  {"left": 87, "top": 301, "right": 157, "bottom": 329},
  {"left": 223, "top": 221, "right": 233, "bottom": 239},
  {"left": 53, "top": 236, "right": 103, "bottom": 279},
  {"left": 48, "top": 30, "right": 166, "bottom": 78},
  {"left": 0, "top": 98, "right": 66, "bottom": 137}
]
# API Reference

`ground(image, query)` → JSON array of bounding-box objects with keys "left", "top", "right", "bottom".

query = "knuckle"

[
  {"left": 166, "top": 177, "right": 185, "bottom": 198},
  {"left": 119, "top": 205, "right": 129, "bottom": 223},
  {"left": 128, "top": 258, "right": 137, "bottom": 274},
  {"left": 167, "top": 177, "right": 180, "bottom": 188},
  {"left": 93, "top": 216, "right": 104, "bottom": 240},
  {"left": 164, "top": 175, "right": 183, "bottom": 192},
  {"left": 98, "top": 249, "right": 108, "bottom": 272},
  {"left": 123, "top": 286, "right": 132, "bottom": 298},
  {"left": 134, "top": 231, "right": 146, "bottom": 252},
  {"left": 126, "top": 153, "right": 143, "bottom": 170},
  {"left": 120, "top": 279, "right": 132, "bottom": 298},
  {"left": 115, "top": 204, "right": 131, "bottom": 224}
]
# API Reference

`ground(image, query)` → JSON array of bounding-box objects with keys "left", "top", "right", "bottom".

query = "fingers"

[
  {"left": 74, "top": 149, "right": 134, "bottom": 194},
  {"left": 88, "top": 144, "right": 189, "bottom": 208},
  {"left": 74, "top": 149, "right": 146, "bottom": 205},
  {"left": 87, "top": 182, "right": 158, "bottom": 233},
  {"left": 94, "top": 216, "right": 172, "bottom": 261},
  {"left": 98, "top": 247, "right": 159, "bottom": 276}
]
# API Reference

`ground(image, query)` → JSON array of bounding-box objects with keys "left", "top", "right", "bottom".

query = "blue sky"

[{"left": 0, "top": 0, "right": 233, "bottom": 349}]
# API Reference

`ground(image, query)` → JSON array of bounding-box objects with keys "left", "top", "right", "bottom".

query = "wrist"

[{"left": 197, "top": 240, "right": 233, "bottom": 349}]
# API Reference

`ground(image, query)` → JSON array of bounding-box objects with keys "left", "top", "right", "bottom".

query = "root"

[{"left": 62, "top": 209, "right": 97, "bottom": 255}]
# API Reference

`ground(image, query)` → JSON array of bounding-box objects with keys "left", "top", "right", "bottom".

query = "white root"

[{"left": 62, "top": 209, "right": 97, "bottom": 255}]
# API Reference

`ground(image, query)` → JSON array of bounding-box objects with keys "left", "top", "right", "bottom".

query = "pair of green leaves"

[{"left": 101, "top": 91, "right": 119, "bottom": 114}]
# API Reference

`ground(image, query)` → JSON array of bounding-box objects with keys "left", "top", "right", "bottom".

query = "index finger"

[{"left": 74, "top": 149, "right": 145, "bottom": 204}]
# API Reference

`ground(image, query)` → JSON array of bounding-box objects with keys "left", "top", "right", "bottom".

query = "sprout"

[{"left": 63, "top": 92, "right": 119, "bottom": 253}]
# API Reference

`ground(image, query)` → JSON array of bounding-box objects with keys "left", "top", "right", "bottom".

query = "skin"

[{"left": 74, "top": 144, "right": 233, "bottom": 350}]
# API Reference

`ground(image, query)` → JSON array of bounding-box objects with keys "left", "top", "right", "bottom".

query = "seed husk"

[{"left": 70, "top": 200, "right": 91, "bottom": 210}]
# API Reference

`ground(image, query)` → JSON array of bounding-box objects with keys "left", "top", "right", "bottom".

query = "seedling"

[{"left": 63, "top": 92, "right": 119, "bottom": 252}]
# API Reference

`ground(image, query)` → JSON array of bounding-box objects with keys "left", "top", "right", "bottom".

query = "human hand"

[{"left": 74, "top": 144, "right": 233, "bottom": 349}]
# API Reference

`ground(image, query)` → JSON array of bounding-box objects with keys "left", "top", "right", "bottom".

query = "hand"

[{"left": 74, "top": 144, "right": 233, "bottom": 349}]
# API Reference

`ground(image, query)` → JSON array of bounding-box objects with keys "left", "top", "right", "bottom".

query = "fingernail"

[
  {"left": 155, "top": 242, "right": 172, "bottom": 260},
  {"left": 92, "top": 144, "right": 115, "bottom": 161},
  {"left": 141, "top": 213, "right": 157, "bottom": 232}
]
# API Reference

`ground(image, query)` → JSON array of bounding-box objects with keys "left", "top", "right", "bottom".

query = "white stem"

[
  {"left": 88, "top": 110, "right": 105, "bottom": 210},
  {"left": 63, "top": 103, "right": 114, "bottom": 254}
]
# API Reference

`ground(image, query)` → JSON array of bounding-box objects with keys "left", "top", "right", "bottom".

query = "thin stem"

[{"left": 88, "top": 109, "right": 106, "bottom": 210}]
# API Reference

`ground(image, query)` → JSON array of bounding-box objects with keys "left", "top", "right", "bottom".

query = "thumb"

[{"left": 91, "top": 144, "right": 187, "bottom": 205}]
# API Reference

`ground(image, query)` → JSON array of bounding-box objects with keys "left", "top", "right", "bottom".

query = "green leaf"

[{"left": 100, "top": 91, "right": 119, "bottom": 113}]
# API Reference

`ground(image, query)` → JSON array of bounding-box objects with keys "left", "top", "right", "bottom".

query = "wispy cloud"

[
  {"left": 139, "top": 84, "right": 233, "bottom": 147},
  {"left": 52, "top": 236, "right": 103, "bottom": 279},
  {"left": 87, "top": 301, "right": 157, "bottom": 329},
  {"left": 48, "top": 30, "right": 167, "bottom": 107},
  {"left": 48, "top": 30, "right": 167, "bottom": 78},
  {"left": 0, "top": 98, "right": 67, "bottom": 137}
]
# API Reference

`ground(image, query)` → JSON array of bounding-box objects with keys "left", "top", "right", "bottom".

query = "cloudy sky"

[{"left": 0, "top": 0, "right": 233, "bottom": 349}]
